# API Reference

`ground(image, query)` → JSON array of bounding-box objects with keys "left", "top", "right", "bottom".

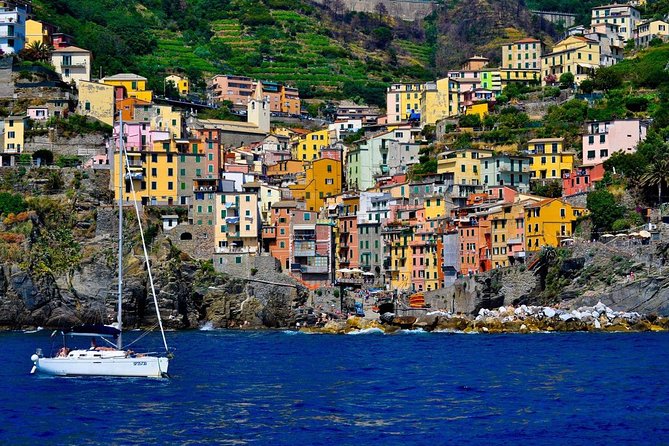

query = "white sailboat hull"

[{"left": 32, "top": 351, "right": 169, "bottom": 378}]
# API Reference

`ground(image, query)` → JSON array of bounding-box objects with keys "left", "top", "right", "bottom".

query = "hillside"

[
  {"left": 31, "top": 0, "right": 435, "bottom": 105},
  {"left": 30, "top": 0, "right": 550, "bottom": 105}
]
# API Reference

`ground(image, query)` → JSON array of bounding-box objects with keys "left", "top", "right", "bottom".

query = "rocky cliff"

[
  {"left": 425, "top": 239, "right": 669, "bottom": 317},
  {"left": 0, "top": 167, "right": 307, "bottom": 331}
]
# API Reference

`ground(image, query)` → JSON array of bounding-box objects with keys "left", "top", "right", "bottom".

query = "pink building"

[
  {"left": 582, "top": 119, "right": 649, "bottom": 166},
  {"left": 114, "top": 122, "right": 169, "bottom": 151},
  {"left": 208, "top": 75, "right": 254, "bottom": 108},
  {"left": 27, "top": 106, "right": 49, "bottom": 121}
]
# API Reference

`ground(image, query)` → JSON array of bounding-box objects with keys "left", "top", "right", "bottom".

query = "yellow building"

[
  {"left": 25, "top": 20, "right": 53, "bottom": 46},
  {"left": 382, "top": 223, "right": 413, "bottom": 291},
  {"left": 386, "top": 82, "right": 426, "bottom": 124},
  {"left": 437, "top": 148, "right": 493, "bottom": 185},
  {"left": 526, "top": 138, "right": 575, "bottom": 180},
  {"left": 294, "top": 128, "right": 329, "bottom": 161},
  {"left": 101, "top": 73, "right": 153, "bottom": 102},
  {"left": 502, "top": 38, "right": 542, "bottom": 70},
  {"left": 525, "top": 198, "right": 586, "bottom": 252},
  {"left": 488, "top": 201, "right": 527, "bottom": 269},
  {"left": 420, "top": 77, "right": 458, "bottom": 126},
  {"left": 77, "top": 80, "right": 115, "bottom": 126},
  {"left": 2, "top": 116, "right": 26, "bottom": 154},
  {"left": 214, "top": 192, "right": 260, "bottom": 253},
  {"left": 499, "top": 68, "right": 541, "bottom": 88},
  {"left": 541, "top": 36, "right": 600, "bottom": 85},
  {"left": 112, "top": 137, "right": 178, "bottom": 206},
  {"left": 635, "top": 20, "right": 669, "bottom": 47},
  {"left": 289, "top": 158, "right": 342, "bottom": 212},
  {"left": 424, "top": 195, "right": 447, "bottom": 221},
  {"left": 152, "top": 105, "right": 183, "bottom": 139},
  {"left": 465, "top": 103, "right": 489, "bottom": 119},
  {"left": 165, "top": 74, "right": 189, "bottom": 96}
]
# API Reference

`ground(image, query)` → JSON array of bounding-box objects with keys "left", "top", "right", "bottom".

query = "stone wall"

[
  {"left": 531, "top": 10, "right": 577, "bottom": 28},
  {"left": 25, "top": 133, "right": 107, "bottom": 158},
  {"left": 164, "top": 224, "right": 215, "bottom": 260},
  {"left": 312, "top": 0, "right": 436, "bottom": 21}
]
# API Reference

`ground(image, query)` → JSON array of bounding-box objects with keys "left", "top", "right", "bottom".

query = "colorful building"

[
  {"left": 77, "top": 80, "right": 116, "bottom": 126},
  {"left": 525, "top": 198, "right": 586, "bottom": 252},
  {"left": 526, "top": 138, "right": 575, "bottom": 181},
  {"left": 541, "top": 36, "right": 600, "bottom": 85},
  {"left": 215, "top": 191, "right": 260, "bottom": 254},
  {"left": 165, "top": 74, "right": 189, "bottom": 96},
  {"left": 289, "top": 158, "right": 343, "bottom": 212},
  {"left": 51, "top": 46, "right": 91, "bottom": 84},
  {"left": 0, "top": 1, "right": 27, "bottom": 54},
  {"left": 562, "top": 164, "right": 605, "bottom": 196},
  {"left": 481, "top": 153, "right": 531, "bottom": 193},
  {"left": 1, "top": 116, "right": 26, "bottom": 166},
  {"left": 294, "top": 128, "right": 330, "bottom": 161},
  {"left": 25, "top": 19, "right": 55, "bottom": 46},
  {"left": 635, "top": 20, "right": 669, "bottom": 47},
  {"left": 101, "top": 73, "right": 153, "bottom": 102},
  {"left": 581, "top": 119, "right": 649, "bottom": 166},
  {"left": 386, "top": 82, "right": 425, "bottom": 124},
  {"left": 591, "top": 3, "right": 640, "bottom": 42},
  {"left": 502, "top": 38, "right": 542, "bottom": 70}
]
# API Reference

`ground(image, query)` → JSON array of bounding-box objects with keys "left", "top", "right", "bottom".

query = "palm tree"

[
  {"left": 24, "top": 41, "right": 54, "bottom": 63},
  {"left": 640, "top": 157, "right": 669, "bottom": 211}
]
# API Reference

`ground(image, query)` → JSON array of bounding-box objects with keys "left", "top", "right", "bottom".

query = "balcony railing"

[
  {"left": 216, "top": 246, "right": 258, "bottom": 254},
  {"left": 337, "top": 277, "right": 364, "bottom": 285},
  {"left": 301, "top": 265, "right": 329, "bottom": 274}
]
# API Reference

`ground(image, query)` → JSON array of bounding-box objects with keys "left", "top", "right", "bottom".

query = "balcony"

[
  {"left": 301, "top": 265, "right": 329, "bottom": 274},
  {"left": 60, "top": 62, "right": 87, "bottom": 68},
  {"left": 0, "top": 31, "right": 15, "bottom": 38},
  {"left": 216, "top": 246, "right": 258, "bottom": 254},
  {"left": 337, "top": 277, "right": 364, "bottom": 286},
  {"left": 125, "top": 171, "right": 144, "bottom": 181},
  {"left": 499, "top": 165, "right": 530, "bottom": 173},
  {"left": 294, "top": 241, "right": 315, "bottom": 257}
]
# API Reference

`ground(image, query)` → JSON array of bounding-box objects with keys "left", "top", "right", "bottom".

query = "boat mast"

[{"left": 116, "top": 111, "right": 124, "bottom": 350}]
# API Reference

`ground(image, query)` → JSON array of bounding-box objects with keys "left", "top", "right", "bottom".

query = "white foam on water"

[
  {"left": 346, "top": 328, "right": 385, "bottom": 335},
  {"left": 398, "top": 328, "right": 428, "bottom": 335},
  {"left": 199, "top": 322, "right": 215, "bottom": 331}
]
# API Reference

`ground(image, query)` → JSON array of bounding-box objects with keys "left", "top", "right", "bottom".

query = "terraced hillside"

[
  {"left": 30, "top": 0, "right": 434, "bottom": 105},
  {"left": 30, "top": 0, "right": 559, "bottom": 105}
]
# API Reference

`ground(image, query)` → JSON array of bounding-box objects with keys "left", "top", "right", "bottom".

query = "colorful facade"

[
  {"left": 526, "top": 138, "right": 575, "bottom": 181},
  {"left": 525, "top": 199, "right": 586, "bottom": 252}
]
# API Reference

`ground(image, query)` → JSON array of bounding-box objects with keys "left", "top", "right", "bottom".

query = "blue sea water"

[{"left": 2, "top": 330, "right": 669, "bottom": 445}]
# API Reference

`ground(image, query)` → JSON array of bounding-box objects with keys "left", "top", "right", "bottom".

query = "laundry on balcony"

[{"left": 225, "top": 217, "right": 240, "bottom": 224}]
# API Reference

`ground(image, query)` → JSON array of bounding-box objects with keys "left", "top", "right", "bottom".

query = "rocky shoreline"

[{"left": 301, "top": 302, "right": 669, "bottom": 335}]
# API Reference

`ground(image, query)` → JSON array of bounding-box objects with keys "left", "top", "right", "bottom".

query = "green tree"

[
  {"left": 587, "top": 189, "right": 625, "bottom": 233},
  {"left": 640, "top": 158, "right": 669, "bottom": 206},
  {"left": 559, "top": 72, "right": 574, "bottom": 89},
  {"left": 458, "top": 114, "right": 481, "bottom": 128},
  {"left": 579, "top": 79, "right": 595, "bottom": 94},
  {"left": 0, "top": 192, "right": 27, "bottom": 216},
  {"left": 592, "top": 67, "right": 623, "bottom": 92}
]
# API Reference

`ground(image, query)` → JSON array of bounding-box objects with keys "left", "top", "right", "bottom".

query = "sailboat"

[{"left": 30, "top": 114, "right": 171, "bottom": 378}]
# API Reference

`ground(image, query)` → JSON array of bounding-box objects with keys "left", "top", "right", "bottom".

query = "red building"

[{"left": 562, "top": 163, "right": 605, "bottom": 196}]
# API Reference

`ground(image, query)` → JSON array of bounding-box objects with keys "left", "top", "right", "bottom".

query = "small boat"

[{"left": 30, "top": 113, "right": 171, "bottom": 378}]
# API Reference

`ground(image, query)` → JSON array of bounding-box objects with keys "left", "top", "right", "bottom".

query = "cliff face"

[
  {"left": 0, "top": 168, "right": 307, "bottom": 330},
  {"left": 433, "top": 0, "right": 554, "bottom": 71},
  {"left": 427, "top": 240, "right": 669, "bottom": 317}
]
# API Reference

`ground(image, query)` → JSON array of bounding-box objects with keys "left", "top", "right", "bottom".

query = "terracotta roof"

[
  {"left": 514, "top": 37, "right": 541, "bottom": 43},
  {"left": 52, "top": 45, "right": 90, "bottom": 53}
]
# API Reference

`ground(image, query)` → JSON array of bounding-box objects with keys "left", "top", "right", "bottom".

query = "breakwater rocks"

[{"left": 302, "top": 302, "right": 669, "bottom": 335}]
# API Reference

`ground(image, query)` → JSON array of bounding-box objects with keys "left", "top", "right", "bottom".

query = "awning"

[
  {"left": 337, "top": 268, "right": 352, "bottom": 273},
  {"left": 577, "top": 63, "right": 598, "bottom": 69},
  {"left": 64, "top": 324, "right": 120, "bottom": 338}
]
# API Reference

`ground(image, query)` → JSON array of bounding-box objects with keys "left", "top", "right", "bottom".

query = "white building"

[
  {"left": 591, "top": 4, "right": 641, "bottom": 42},
  {"left": 51, "top": 46, "right": 92, "bottom": 84},
  {"left": 0, "top": 1, "right": 28, "bottom": 54}
]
